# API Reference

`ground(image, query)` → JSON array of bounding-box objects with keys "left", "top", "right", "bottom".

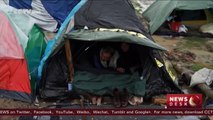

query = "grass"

[
  {"left": 189, "top": 63, "right": 213, "bottom": 72},
  {"left": 189, "top": 63, "right": 206, "bottom": 71},
  {"left": 170, "top": 36, "right": 213, "bottom": 72}
]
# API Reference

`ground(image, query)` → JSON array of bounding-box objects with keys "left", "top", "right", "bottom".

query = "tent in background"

[
  {"left": 143, "top": 0, "right": 213, "bottom": 34},
  {"left": 179, "top": 9, "right": 213, "bottom": 27}
]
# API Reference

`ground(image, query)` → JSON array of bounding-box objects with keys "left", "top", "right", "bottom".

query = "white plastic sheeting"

[
  {"left": 190, "top": 68, "right": 213, "bottom": 87},
  {"left": 0, "top": 3, "right": 58, "bottom": 32}
]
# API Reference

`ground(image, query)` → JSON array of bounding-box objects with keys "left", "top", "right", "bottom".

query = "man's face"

[
  {"left": 100, "top": 52, "right": 111, "bottom": 61},
  {"left": 121, "top": 43, "right": 129, "bottom": 52}
]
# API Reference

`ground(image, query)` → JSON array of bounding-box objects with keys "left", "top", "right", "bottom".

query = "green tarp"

[
  {"left": 143, "top": 0, "right": 213, "bottom": 34},
  {"left": 25, "top": 25, "right": 46, "bottom": 92},
  {"left": 73, "top": 71, "right": 146, "bottom": 96},
  {"left": 64, "top": 29, "right": 166, "bottom": 51}
]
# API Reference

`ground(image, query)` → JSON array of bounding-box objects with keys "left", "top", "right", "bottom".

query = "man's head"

[
  {"left": 100, "top": 47, "right": 115, "bottom": 62},
  {"left": 120, "top": 42, "right": 130, "bottom": 52}
]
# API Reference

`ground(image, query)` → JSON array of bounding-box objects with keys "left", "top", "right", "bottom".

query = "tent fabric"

[
  {"left": 25, "top": 25, "right": 47, "bottom": 92},
  {"left": 0, "top": 11, "right": 24, "bottom": 59},
  {"left": 0, "top": 3, "right": 57, "bottom": 32},
  {"left": 40, "top": 49, "right": 68, "bottom": 99},
  {"left": 0, "top": 8, "right": 44, "bottom": 53},
  {"left": 0, "top": 89, "right": 32, "bottom": 103},
  {"left": 143, "top": 0, "right": 213, "bottom": 34},
  {"left": 0, "top": 10, "right": 47, "bottom": 59},
  {"left": 9, "top": 0, "right": 32, "bottom": 9},
  {"left": 5, "top": 12, "right": 36, "bottom": 52},
  {"left": 0, "top": 59, "right": 31, "bottom": 95},
  {"left": 64, "top": 29, "right": 166, "bottom": 51},
  {"left": 37, "top": 0, "right": 87, "bottom": 80},
  {"left": 73, "top": 71, "right": 145, "bottom": 96},
  {"left": 1, "top": 0, "right": 82, "bottom": 30},
  {"left": 0, "top": 59, "right": 30, "bottom": 93},
  {"left": 41, "top": 0, "right": 81, "bottom": 25},
  {"left": 0, "top": 0, "right": 86, "bottom": 102},
  {"left": 74, "top": 0, "right": 149, "bottom": 37},
  {"left": 0, "top": 10, "right": 46, "bottom": 102}
]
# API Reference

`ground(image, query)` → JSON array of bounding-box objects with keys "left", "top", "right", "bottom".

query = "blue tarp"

[
  {"left": 41, "top": 0, "right": 81, "bottom": 25},
  {"left": 8, "top": 0, "right": 81, "bottom": 25},
  {"left": 9, "top": 0, "right": 32, "bottom": 9}
]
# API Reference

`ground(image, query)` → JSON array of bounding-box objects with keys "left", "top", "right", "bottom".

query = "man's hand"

[{"left": 116, "top": 67, "right": 125, "bottom": 73}]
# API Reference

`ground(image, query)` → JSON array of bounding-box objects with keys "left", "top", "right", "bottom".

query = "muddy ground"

[
  {"left": 154, "top": 35, "right": 213, "bottom": 120},
  {"left": 153, "top": 35, "right": 213, "bottom": 71},
  {"left": 0, "top": 35, "right": 213, "bottom": 120}
]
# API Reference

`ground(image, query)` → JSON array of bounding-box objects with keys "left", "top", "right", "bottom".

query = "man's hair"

[{"left": 101, "top": 46, "right": 115, "bottom": 55}]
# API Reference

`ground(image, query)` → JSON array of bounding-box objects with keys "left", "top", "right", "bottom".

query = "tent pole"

[
  {"left": 64, "top": 39, "right": 74, "bottom": 85},
  {"left": 64, "top": 39, "right": 86, "bottom": 120}
]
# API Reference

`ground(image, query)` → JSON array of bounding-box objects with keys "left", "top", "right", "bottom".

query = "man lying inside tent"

[
  {"left": 92, "top": 45, "right": 140, "bottom": 73},
  {"left": 72, "top": 42, "right": 144, "bottom": 107},
  {"left": 88, "top": 44, "right": 142, "bottom": 107},
  {"left": 93, "top": 46, "right": 119, "bottom": 71},
  {"left": 75, "top": 42, "right": 141, "bottom": 73}
]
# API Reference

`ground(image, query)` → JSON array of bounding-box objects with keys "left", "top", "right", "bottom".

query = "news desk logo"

[{"left": 166, "top": 94, "right": 202, "bottom": 108}]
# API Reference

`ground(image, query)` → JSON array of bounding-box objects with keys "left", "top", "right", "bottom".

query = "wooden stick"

[
  {"left": 195, "top": 84, "right": 213, "bottom": 99},
  {"left": 65, "top": 40, "right": 86, "bottom": 120},
  {"left": 64, "top": 39, "right": 74, "bottom": 82},
  {"left": 173, "top": 63, "right": 193, "bottom": 85}
]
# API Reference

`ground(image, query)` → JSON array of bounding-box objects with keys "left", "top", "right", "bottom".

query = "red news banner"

[
  {"left": 0, "top": 94, "right": 212, "bottom": 116},
  {"left": 0, "top": 109, "right": 213, "bottom": 116},
  {"left": 166, "top": 94, "right": 203, "bottom": 108}
]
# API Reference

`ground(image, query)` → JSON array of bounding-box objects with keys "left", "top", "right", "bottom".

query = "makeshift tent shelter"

[
  {"left": 0, "top": 0, "right": 86, "bottom": 102},
  {"left": 40, "top": 0, "right": 182, "bottom": 100},
  {"left": 143, "top": 0, "right": 213, "bottom": 34}
]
